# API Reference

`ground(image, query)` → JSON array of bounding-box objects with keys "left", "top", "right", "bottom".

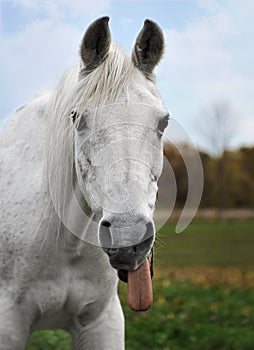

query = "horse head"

[{"left": 72, "top": 17, "right": 168, "bottom": 279}]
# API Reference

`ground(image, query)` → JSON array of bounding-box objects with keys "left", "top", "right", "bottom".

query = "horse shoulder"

[{"left": 0, "top": 91, "right": 52, "bottom": 278}]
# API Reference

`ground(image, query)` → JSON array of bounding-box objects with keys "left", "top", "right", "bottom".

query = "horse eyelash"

[
  {"left": 158, "top": 114, "right": 170, "bottom": 135},
  {"left": 70, "top": 109, "right": 78, "bottom": 123}
]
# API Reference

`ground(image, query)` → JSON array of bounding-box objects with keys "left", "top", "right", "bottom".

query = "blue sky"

[{"left": 0, "top": 0, "right": 253, "bottom": 152}]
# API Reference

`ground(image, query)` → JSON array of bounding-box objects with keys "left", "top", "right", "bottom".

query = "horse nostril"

[
  {"left": 132, "top": 235, "right": 154, "bottom": 255},
  {"left": 131, "top": 221, "right": 155, "bottom": 254},
  {"left": 101, "top": 220, "right": 111, "bottom": 228},
  {"left": 99, "top": 220, "right": 113, "bottom": 248}
]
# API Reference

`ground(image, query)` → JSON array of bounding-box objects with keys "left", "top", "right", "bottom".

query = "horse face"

[{"left": 73, "top": 17, "right": 167, "bottom": 272}]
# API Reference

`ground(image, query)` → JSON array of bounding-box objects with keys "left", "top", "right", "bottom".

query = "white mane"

[{"left": 45, "top": 43, "right": 135, "bottom": 224}]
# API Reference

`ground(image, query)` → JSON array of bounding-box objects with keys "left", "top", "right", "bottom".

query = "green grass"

[
  {"left": 156, "top": 219, "right": 254, "bottom": 267},
  {"left": 27, "top": 331, "right": 71, "bottom": 350},
  {"left": 121, "top": 280, "right": 254, "bottom": 350},
  {"left": 27, "top": 220, "right": 254, "bottom": 350}
]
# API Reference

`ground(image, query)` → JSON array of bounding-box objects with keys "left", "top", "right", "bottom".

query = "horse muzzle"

[
  {"left": 98, "top": 215, "right": 155, "bottom": 282},
  {"left": 117, "top": 248, "right": 154, "bottom": 283},
  {"left": 105, "top": 240, "right": 154, "bottom": 283}
]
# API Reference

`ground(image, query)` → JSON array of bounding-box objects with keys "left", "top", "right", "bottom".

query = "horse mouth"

[{"left": 117, "top": 249, "right": 154, "bottom": 283}]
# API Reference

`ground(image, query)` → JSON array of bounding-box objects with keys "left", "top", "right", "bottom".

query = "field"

[{"left": 27, "top": 219, "right": 254, "bottom": 349}]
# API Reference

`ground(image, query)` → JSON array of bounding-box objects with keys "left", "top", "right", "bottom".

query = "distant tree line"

[{"left": 159, "top": 143, "right": 254, "bottom": 209}]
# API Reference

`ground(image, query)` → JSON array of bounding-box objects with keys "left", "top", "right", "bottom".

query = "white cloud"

[
  {"left": 163, "top": 14, "right": 234, "bottom": 81},
  {"left": 0, "top": 18, "right": 83, "bottom": 114},
  {"left": 197, "top": 0, "right": 219, "bottom": 12},
  {"left": 12, "top": 0, "right": 111, "bottom": 18},
  {"left": 0, "top": 0, "right": 113, "bottom": 116},
  {"left": 158, "top": 7, "right": 254, "bottom": 149},
  {"left": 120, "top": 17, "right": 134, "bottom": 31}
]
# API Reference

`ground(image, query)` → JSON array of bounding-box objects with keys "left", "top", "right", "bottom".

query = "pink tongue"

[{"left": 127, "top": 258, "right": 153, "bottom": 311}]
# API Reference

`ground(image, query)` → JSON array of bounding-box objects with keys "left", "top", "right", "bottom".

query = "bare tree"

[
  {"left": 198, "top": 101, "right": 238, "bottom": 210},
  {"left": 199, "top": 101, "right": 237, "bottom": 157}
]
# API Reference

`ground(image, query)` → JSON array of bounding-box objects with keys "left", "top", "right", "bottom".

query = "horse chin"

[{"left": 117, "top": 249, "right": 154, "bottom": 283}]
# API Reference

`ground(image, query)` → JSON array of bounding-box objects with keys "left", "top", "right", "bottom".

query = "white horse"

[{"left": 0, "top": 17, "right": 168, "bottom": 349}]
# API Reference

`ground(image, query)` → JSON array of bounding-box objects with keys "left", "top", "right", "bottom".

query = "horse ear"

[
  {"left": 80, "top": 16, "right": 111, "bottom": 73},
  {"left": 132, "top": 19, "right": 164, "bottom": 79}
]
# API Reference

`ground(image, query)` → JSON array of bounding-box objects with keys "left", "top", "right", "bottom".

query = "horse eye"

[
  {"left": 158, "top": 114, "right": 169, "bottom": 134},
  {"left": 151, "top": 174, "right": 158, "bottom": 182},
  {"left": 70, "top": 109, "right": 78, "bottom": 123}
]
